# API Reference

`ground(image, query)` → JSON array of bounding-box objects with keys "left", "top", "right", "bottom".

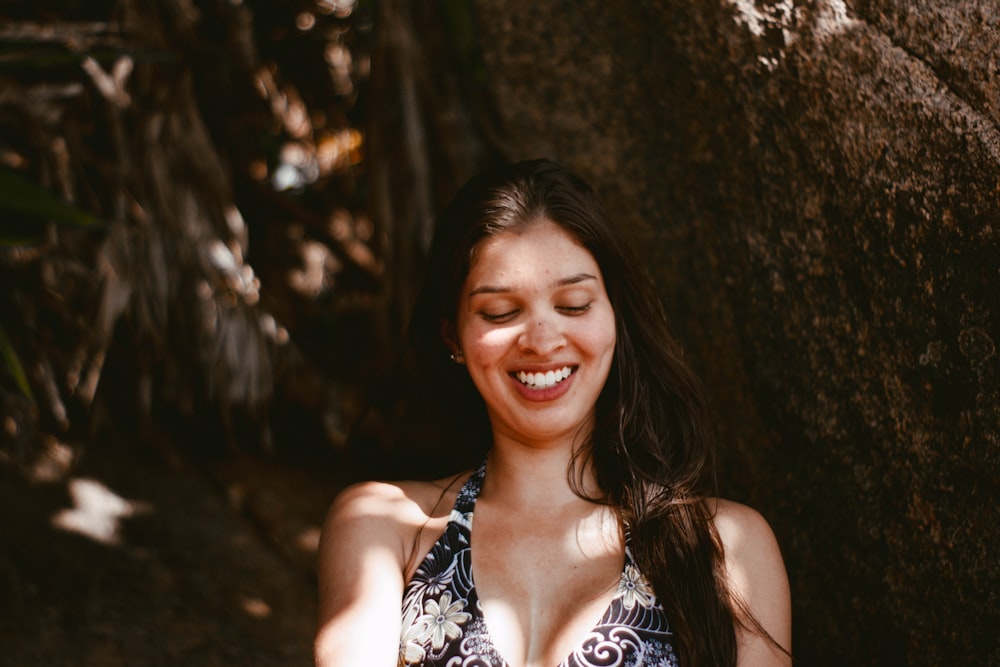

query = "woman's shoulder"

[
  {"left": 318, "top": 471, "right": 474, "bottom": 580},
  {"left": 706, "top": 498, "right": 786, "bottom": 584},
  {"left": 325, "top": 470, "right": 472, "bottom": 527},
  {"left": 314, "top": 473, "right": 474, "bottom": 667},
  {"left": 707, "top": 499, "right": 779, "bottom": 551},
  {"left": 707, "top": 498, "right": 792, "bottom": 663}
]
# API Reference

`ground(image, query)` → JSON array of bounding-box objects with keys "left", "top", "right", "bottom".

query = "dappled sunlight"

[
  {"left": 283, "top": 207, "right": 381, "bottom": 298},
  {"left": 324, "top": 41, "right": 356, "bottom": 97},
  {"left": 241, "top": 595, "right": 274, "bottom": 620},
  {"left": 27, "top": 437, "right": 76, "bottom": 483},
  {"left": 224, "top": 205, "right": 248, "bottom": 245},
  {"left": 316, "top": 0, "right": 358, "bottom": 19},
  {"left": 296, "top": 12, "right": 317, "bottom": 32},
  {"left": 273, "top": 141, "right": 319, "bottom": 191},
  {"left": 727, "top": 0, "right": 858, "bottom": 70},
  {"left": 317, "top": 128, "right": 364, "bottom": 174},
  {"left": 204, "top": 238, "right": 262, "bottom": 306},
  {"left": 728, "top": 0, "right": 797, "bottom": 39},
  {"left": 2, "top": 1, "right": 363, "bottom": 662},
  {"left": 270, "top": 130, "right": 364, "bottom": 192},
  {"left": 259, "top": 312, "right": 291, "bottom": 345},
  {"left": 50, "top": 478, "right": 151, "bottom": 547},
  {"left": 329, "top": 210, "right": 380, "bottom": 274},
  {"left": 288, "top": 239, "right": 335, "bottom": 297},
  {"left": 296, "top": 526, "right": 322, "bottom": 556},
  {"left": 812, "top": 0, "right": 856, "bottom": 42},
  {"left": 80, "top": 53, "right": 132, "bottom": 108}
]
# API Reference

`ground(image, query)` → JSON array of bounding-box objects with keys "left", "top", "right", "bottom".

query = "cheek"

[
  {"left": 462, "top": 325, "right": 519, "bottom": 366},
  {"left": 582, "top": 314, "right": 617, "bottom": 359}
]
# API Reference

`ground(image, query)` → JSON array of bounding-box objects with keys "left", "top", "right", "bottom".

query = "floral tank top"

[{"left": 398, "top": 462, "right": 679, "bottom": 666}]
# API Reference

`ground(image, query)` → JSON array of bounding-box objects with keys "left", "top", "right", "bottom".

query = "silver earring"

[{"left": 450, "top": 349, "right": 465, "bottom": 364}]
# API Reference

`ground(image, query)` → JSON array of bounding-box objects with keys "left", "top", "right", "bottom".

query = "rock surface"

[{"left": 466, "top": 1, "right": 999, "bottom": 664}]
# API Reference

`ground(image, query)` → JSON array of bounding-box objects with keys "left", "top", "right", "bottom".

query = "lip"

[{"left": 508, "top": 365, "right": 577, "bottom": 402}]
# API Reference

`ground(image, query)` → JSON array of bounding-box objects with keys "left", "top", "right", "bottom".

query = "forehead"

[{"left": 467, "top": 220, "right": 599, "bottom": 281}]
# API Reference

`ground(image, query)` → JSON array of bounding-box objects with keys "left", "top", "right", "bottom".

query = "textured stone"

[{"left": 467, "top": 1, "right": 999, "bottom": 664}]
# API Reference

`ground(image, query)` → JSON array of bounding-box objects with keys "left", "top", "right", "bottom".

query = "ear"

[{"left": 440, "top": 319, "right": 459, "bottom": 355}]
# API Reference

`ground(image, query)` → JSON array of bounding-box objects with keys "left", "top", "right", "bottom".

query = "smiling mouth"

[{"left": 514, "top": 366, "right": 575, "bottom": 389}]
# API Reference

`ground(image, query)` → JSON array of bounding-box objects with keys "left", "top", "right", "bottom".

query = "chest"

[
  {"left": 472, "top": 532, "right": 624, "bottom": 667},
  {"left": 398, "top": 476, "right": 678, "bottom": 667},
  {"left": 471, "top": 506, "right": 624, "bottom": 622}
]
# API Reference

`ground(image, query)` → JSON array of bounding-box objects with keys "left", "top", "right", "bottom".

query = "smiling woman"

[
  {"left": 450, "top": 220, "right": 617, "bottom": 450},
  {"left": 314, "top": 160, "right": 791, "bottom": 667}
]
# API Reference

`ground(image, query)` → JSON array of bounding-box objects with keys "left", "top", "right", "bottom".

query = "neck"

[{"left": 481, "top": 440, "right": 604, "bottom": 509}]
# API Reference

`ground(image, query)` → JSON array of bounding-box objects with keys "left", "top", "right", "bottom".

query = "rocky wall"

[{"left": 465, "top": 1, "right": 999, "bottom": 664}]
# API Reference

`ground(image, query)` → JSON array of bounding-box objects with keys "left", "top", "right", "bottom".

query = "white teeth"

[{"left": 516, "top": 367, "right": 573, "bottom": 389}]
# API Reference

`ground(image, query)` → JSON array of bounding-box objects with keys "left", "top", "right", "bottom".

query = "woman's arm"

[
  {"left": 713, "top": 500, "right": 793, "bottom": 667},
  {"left": 314, "top": 481, "right": 410, "bottom": 667}
]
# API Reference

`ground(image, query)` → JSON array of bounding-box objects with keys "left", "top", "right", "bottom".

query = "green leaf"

[
  {"left": 0, "top": 324, "right": 35, "bottom": 404},
  {"left": 0, "top": 168, "right": 104, "bottom": 236}
]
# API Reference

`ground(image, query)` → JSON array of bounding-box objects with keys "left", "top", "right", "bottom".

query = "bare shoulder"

[
  {"left": 709, "top": 498, "right": 792, "bottom": 666},
  {"left": 325, "top": 478, "right": 425, "bottom": 523},
  {"left": 314, "top": 475, "right": 469, "bottom": 667},
  {"left": 321, "top": 472, "right": 470, "bottom": 550},
  {"left": 709, "top": 499, "right": 783, "bottom": 563},
  {"left": 708, "top": 498, "right": 787, "bottom": 598}
]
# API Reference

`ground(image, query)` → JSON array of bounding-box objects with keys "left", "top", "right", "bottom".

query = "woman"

[{"left": 315, "top": 159, "right": 791, "bottom": 666}]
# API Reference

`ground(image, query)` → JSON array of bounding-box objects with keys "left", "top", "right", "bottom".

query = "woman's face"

[{"left": 453, "top": 219, "right": 617, "bottom": 449}]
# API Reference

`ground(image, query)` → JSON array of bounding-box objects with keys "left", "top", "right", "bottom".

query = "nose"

[{"left": 517, "top": 312, "right": 565, "bottom": 356}]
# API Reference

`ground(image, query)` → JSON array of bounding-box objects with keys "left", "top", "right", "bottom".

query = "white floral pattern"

[
  {"left": 400, "top": 602, "right": 428, "bottom": 665},
  {"left": 398, "top": 463, "right": 678, "bottom": 667},
  {"left": 416, "top": 591, "right": 473, "bottom": 650},
  {"left": 616, "top": 564, "right": 657, "bottom": 611}
]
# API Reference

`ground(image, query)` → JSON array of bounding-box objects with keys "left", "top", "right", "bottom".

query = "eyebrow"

[{"left": 467, "top": 272, "right": 598, "bottom": 297}]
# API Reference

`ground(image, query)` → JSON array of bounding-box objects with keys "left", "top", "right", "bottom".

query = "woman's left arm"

[{"left": 713, "top": 500, "right": 793, "bottom": 666}]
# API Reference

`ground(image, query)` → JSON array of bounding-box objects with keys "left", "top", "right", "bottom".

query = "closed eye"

[
  {"left": 558, "top": 303, "right": 592, "bottom": 315},
  {"left": 480, "top": 310, "right": 519, "bottom": 323}
]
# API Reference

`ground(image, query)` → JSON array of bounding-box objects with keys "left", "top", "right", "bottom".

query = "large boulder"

[{"left": 465, "top": 1, "right": 999, "bottom": 664}]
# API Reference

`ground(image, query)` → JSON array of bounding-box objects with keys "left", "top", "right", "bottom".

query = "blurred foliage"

[
  {"left": 0, "top": 0, "right": 496, "bottom": 477},
  {"left": 0, "top": 0, "right": 383, "bottom": 473},
  {"left": 0, "top": 168, "right": 104, "bottom": 243},
  {"left": 0, "top": 167, "right": 105, "bottom": 407},
  {"left": 0, "top": 324, "right": 34, "bottom": 403}
]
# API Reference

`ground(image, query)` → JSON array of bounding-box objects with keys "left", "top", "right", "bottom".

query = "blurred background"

[{"left": 0, "top": 1, "right": 996, "bottom": 665}]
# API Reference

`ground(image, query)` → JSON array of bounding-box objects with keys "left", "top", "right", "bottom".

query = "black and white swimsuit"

[{"left": 398, "top": 462, "right": 679, "bottom": 667}]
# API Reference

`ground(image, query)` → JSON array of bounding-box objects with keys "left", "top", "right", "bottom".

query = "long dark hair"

[{"left": 408, "top": 158, "right": 737, "bottom": 665}]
